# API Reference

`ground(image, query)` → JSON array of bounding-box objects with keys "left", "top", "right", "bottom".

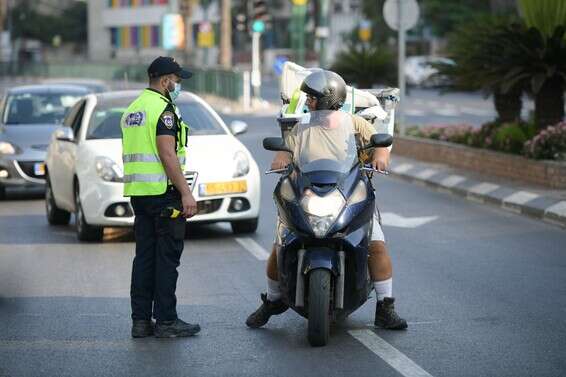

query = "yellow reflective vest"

[{"left": 121, "top": 89, "right": 188, "bottom": 196}]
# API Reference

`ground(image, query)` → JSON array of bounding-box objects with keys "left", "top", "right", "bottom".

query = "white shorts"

[{"left": 274, "top": 206, "right": 385, "bottom": 243}]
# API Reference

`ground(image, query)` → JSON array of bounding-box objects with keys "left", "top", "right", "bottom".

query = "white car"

[
  {"left": 404, "top": 56, "right": 455, "bottom": 87},
  {"left": 45, "top": 90, "right": 261, "bottom": 241}
]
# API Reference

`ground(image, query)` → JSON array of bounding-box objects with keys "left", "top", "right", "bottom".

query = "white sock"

[
  {"left": 266, "top": 277, "right": 282, "bottom": 302},
  {"left": 373, "top": 278, "right": 392, "bottom": 301}
]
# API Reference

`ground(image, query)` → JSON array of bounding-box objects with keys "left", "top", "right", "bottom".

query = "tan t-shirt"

[{"left": 285, "top": 113, "right": 376, "bottom": 164}]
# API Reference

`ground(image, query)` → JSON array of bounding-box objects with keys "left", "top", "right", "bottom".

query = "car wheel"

[
  {"left": 230, "top": 217, "right": 258, "bottom": 234},
  {"left": 45, "top": 177, "right": 71, "bottom": 225},
  {"left": 74, "top": 183, "right": 103, "bottom": 242},
  {"left": 0, "top": 185, "right": 5, "bottom": 200}
]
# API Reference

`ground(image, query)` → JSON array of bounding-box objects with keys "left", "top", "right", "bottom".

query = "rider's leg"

[
  {"left": 246, "top": 223, "right": 289, "bottom": 328},
  {"left": 369, "top": 211, "right": 407, "bottom": 330}
]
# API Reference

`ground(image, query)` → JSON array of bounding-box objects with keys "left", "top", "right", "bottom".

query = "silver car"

[{"left": 0, "top": 84, "right": 90, "bottom": 199}]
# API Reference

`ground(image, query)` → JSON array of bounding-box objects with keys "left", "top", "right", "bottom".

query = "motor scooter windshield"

[{"left": 288, "top": 110, "right": 357, "bottom": 178}]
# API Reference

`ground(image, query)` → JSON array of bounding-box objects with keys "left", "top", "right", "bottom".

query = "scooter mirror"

[
  {"left": 369, "top": 133, "right": 393, "bottom": 148},
  {"left": 263, "top": 137, "right": 292, "bottom": 153}
]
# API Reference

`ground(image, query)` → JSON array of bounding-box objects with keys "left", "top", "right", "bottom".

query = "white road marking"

[
  {"left": 503, "top": 191, "right": 539, "bottom": 205},
  {"left": 391, "top": 163, "right": 414, "bottom": 174},
  {"left": 415, "top": 169, "right": 438, "bottom": 180},
  {"left": 440, "top": 175, "right": 466, "bottom": 188},
  {"left": 235, "top": 237, "right": 270, "bottom": 260},
  {"left": 469, "top": 182, "right": 499, "bottom": 195},
  {"left": 381, "top": 212, "right": 438, "bottom": 228},
  {"left": 349, "top": 329, "right": 434, "bottom": 377},
  {"left": 545, "top": 201, "right": 566, "bottom": 217}
]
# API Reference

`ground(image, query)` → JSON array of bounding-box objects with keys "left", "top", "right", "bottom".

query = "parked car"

[
  {"left": 41, "top": 78, "right": 110, "bottom": 93},
  {"left": 45, "top": 90, "right": 261, "bottom": 241},
  {"left": 404, "top": 56, "right": 455, "bottom": 88},
  {"left": 0, "top": 84, "right": 90, "bottom": 199}
]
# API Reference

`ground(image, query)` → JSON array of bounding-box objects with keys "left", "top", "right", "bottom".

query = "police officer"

[{"left": 121, "top": 56, "right": 200, "bottom": 338}]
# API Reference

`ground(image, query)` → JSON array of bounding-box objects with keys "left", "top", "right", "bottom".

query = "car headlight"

[
  {"left": 95, "top": 156, "right": 123, "bottom": 182},
  {"left": 233, "top": 151, "right": 250, "bottom": 178},
  {"left": 348, "top": 180, "right": 368, "bottom": 205},
  {"left": 301, "top": 189, "right": 345, "bottom": 238},
  {"left": 0, "top": 141, "right": 16, "bottom": 155}
]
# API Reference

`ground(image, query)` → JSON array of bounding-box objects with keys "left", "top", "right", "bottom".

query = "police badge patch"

[{"left": 161, "top": 111, "right": 175, "bottom": 129}]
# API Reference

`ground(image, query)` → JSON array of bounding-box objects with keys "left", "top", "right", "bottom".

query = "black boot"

[
  {"left": 154, "top": 318, "right": 201, "bottom": 338},
  {"left": 374, "top": 297, "right": 408, "bottom": 330},
  {"left": 131, "top": 320, "right": 155, "bottom": 338},
  {"left": 245, "top": 293, "right": 288, "bottom": 328}
]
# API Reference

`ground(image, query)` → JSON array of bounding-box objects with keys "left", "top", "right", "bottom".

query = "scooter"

[{"left": 263, "top": 110, "right": 393, "bottom": 347}]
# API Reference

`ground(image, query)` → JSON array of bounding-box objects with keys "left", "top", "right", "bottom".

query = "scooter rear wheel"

[{"left": 307, "top": 269, "right": 331, "bottom": 347}]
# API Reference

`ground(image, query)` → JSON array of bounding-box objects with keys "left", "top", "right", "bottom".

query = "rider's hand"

[
  {"left": 271, "top": 151, "right": 291, "bottom": 170},
  {"left": 181, "top": 192, "right": 198, "bottom": 218},
  {"left": 371, "top": 148, "right": 390, "bottom": 172}
]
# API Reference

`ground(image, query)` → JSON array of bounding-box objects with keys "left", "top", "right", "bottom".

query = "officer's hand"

[
  {"left": 181, "top": 193, "right": 198, "bottom": 218},
  {"left": 271, "top": 152, "right": 291, "bottom": 170}
]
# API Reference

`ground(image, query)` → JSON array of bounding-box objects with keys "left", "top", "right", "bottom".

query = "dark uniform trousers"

[{"left": 130, "top": 187, "right": 185, "bottom": 322}]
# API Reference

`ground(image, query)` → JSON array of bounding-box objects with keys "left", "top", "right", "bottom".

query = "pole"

[
  {"left": 251, "top": 31, "right": 261, "bottom": 101},
  {"left": 397, "top": 0, "right": 406, "bottom": 136},
  {"left": 317, "top": 0, "right": 329, "bottom": 68},
  {"left": 220, "top": 0, "right": 232, "bottom": 68}
]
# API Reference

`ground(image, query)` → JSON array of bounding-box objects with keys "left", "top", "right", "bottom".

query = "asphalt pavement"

[{"left": 1, "top": 112, "right": 565, "bottom": 377}]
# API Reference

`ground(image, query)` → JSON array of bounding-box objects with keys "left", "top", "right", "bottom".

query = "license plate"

[
  {"left": 34, "top": 163, "right": 45, "bottom": 176},
  {"left": 199, "top": 180, "right": 247, "bottom": 197}
]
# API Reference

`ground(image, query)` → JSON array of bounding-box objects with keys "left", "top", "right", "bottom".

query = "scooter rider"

[{"left": 246, "top": 70, "right": 407, "bottom": 330}]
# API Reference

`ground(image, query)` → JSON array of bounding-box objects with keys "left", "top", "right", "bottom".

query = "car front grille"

[
  {"left": 16, "top": 161, "right": 46, "bottom": 180},
  {"left": 184, "top": 171, "right": 198, "bottom": 191},
  {"left": 197, "top": 199, "right": 223, "bottom": 215}
]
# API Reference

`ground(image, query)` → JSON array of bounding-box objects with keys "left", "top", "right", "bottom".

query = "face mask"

[{"left": 168, "top": 81, "right": 181, "bottom": 101}]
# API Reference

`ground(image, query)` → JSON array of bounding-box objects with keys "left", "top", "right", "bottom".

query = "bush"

[
  {"left": 406, "top": 124, "right": 474, "bottom": 144},
  {"left": 524, "top": 122, "right": 566, "bottom": 160},
  {"left": 330, "top": 43, "right": 396, "bottom": 88},
  {"left": 492, "top": 123, "right": 531, "bottom": 154}
]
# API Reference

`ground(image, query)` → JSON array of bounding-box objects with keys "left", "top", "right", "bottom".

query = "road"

[{"left": 1, "top": 112, "right": 565, "bottom": 377}]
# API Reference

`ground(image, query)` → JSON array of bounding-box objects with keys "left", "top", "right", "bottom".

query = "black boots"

[
  {"left": 375, "top": 297, "right": 408, "bottom": 330},
  {"left": 154, "top": 319, "right": 201, "bottom": 338},
  {"left": 131, "top": 320, "right": 155, "bottom": 338},
  {"left": 246, "top": 293, "right": 289, "bottom": 328}
]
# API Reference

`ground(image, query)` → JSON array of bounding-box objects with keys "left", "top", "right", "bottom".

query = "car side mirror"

[
  {"left": 230, "top": 120, "right": 248, "bottom": 136},
  {"left": 263, "top": 137, "right": 292, "bottom": 153},
  {"left": 366, "top": 133, "right": 393, "bottom": 149},
  {"left": 54, "top": 127, "right": 74, "bottom": 142}
]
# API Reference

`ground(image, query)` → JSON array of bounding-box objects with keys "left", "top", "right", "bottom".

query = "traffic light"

[
  {"left": 252, "top": 0, "right": 272, "bottom": 31},
  {"left": 235, "top": 12, "right": 247, "bottom": 32}
]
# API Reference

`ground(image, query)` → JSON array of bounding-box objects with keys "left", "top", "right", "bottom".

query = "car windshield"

[
  {"left": 86, "top": 97, "right": 227, "bottom": 140},
  {"left": 3, "top": 92, "right": 84, "bottom": 125},
  {"left": 293, "top": 110, "right": 357, "bottom": 174}
]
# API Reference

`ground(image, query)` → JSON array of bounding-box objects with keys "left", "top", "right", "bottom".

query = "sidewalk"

[{"left": 389, "top": 155, "right": 566, "bottom": 229}]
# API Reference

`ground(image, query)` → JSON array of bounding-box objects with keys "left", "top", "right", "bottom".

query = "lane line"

[
  {"left": 349, "top": 329, "right": 434, "bottom": 377},
  {"left": 235, "top": 237, "right": 270, "bottom": 260}
]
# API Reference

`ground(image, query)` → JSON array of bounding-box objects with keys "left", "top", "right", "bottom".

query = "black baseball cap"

[{"left": 147, "top": 56, "right": 192, "bottom": 79}]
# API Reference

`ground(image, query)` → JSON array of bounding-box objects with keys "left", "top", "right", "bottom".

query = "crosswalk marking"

[
  {"left": 349, "top": 329, "right": 434, "bottom": 377},
  {"left": 235, "top": 237, "right": 270, "bottom": 260}
]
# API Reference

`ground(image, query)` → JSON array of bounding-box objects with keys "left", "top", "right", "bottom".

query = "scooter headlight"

[
  {"left": 301, "top": 189, "right": 345, "bottom": 238},
  {"left": 280, "top": 178, "right": 295, "bottom": 201},
  {"left": 348, "top": 180, "right": 368, "bottom": 205}
]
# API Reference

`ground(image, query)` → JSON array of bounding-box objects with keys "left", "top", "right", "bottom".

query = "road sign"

[
  {"left": 358, "top": 20, "right": 372, "bottom": 42},
  {"left": 162, "top": 13, "right": 185, "bottom": 50},
  {"left": 291, "top": 0, "right": 308, "bottom": 5},
  {"left": 383, "top": 0, "right": 420, "bottom": 31},
  {"left": 197, "top": 21, "right": 215, "bottom": 48}
]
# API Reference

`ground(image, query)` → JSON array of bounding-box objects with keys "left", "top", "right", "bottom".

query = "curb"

[{"left": 389, "top": 160, "right": 566, "bottom": 229}]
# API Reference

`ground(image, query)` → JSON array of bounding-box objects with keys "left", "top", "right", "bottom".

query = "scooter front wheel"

[{"left": 307, "top": 269, "right": 331, "bottom": 347}]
